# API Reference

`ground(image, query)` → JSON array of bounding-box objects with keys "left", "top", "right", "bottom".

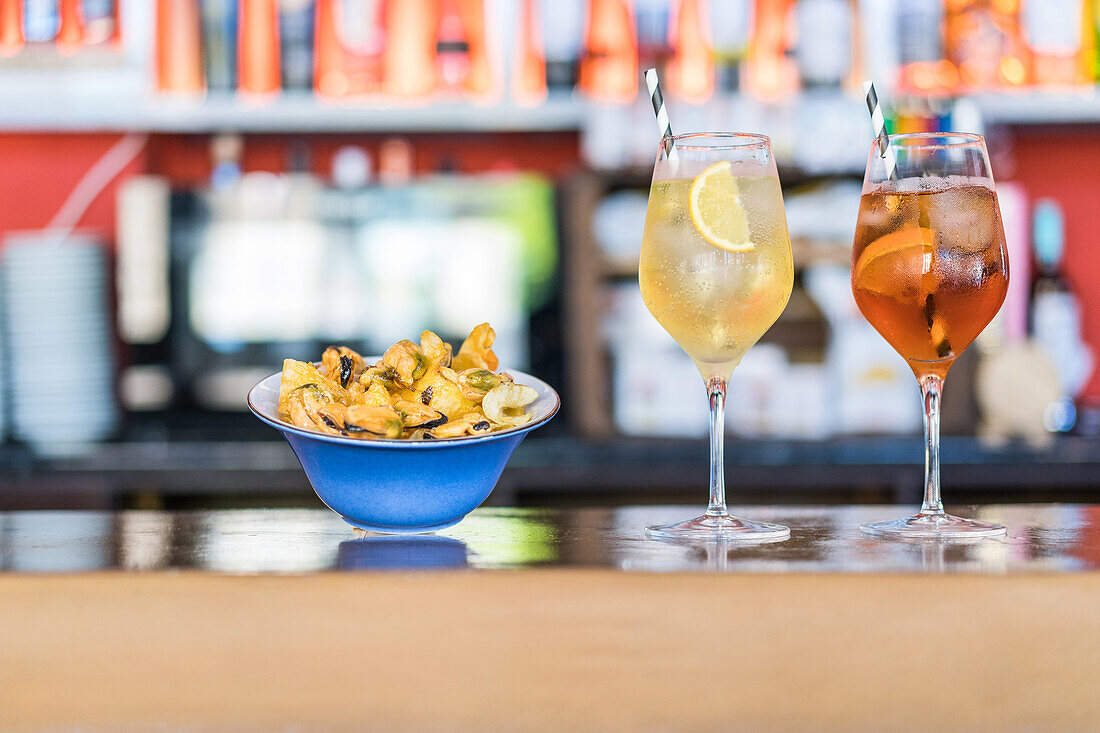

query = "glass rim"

[
  {"left": 661, "top": 131, "right": 771, "bottom": 151},
  {"left": 881, "top": 132, "right": 986, "bottom": 150}
]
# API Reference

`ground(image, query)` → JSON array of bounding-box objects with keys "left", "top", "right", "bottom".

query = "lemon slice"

[
  {"left": 689, "top": 161, "right": 754, "bottom": 252},
  {"left": 854, "top": 227, "right": 937, "bottom": 291}
]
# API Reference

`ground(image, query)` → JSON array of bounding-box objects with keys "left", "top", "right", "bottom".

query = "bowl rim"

[{"left": 247, "top": 363, "right": 560, "bottom": 450}]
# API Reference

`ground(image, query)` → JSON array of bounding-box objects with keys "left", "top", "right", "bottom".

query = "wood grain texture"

[{"left": 2, "top": 570, "right": 1098, "bottom": 732}]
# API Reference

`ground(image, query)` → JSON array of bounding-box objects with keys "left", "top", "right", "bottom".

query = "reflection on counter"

[
  {"left": 1, "top": 505, "right": 1097, "bottom": 575},
  {"left": 339, "top": 535, "right": 469, "bottom": 571}
]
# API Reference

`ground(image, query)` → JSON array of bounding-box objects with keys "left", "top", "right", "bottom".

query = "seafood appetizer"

[{"left": 277, "top": 324, "right": 538, "bottom": 440}]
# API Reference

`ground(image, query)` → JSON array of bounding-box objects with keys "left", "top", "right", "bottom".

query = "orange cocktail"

[
  {"left": 853, "top": 182, "right": 1008, "bottom": 379},
  {"left": 852, "top": 132, "right": 1009, "bottom": 539}
]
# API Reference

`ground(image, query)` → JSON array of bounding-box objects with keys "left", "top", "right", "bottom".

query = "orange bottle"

[
  {"left": 433, "top": 0, "right": 493, "bottom": 99},
  {"left": 578, "top": 0, "right": 638, "bottom": 103},
  {"left": 313, "top": 0, "right": 386, "bottom": 97},
  {"left": 743, "top": 0, "right": 798, "bottom": 101},
  {"left": 238, "top": 0, "right": 281, "bottom": 95},
  {"left": 436, "top": 0, "right": 471, "bottom": 93},
  {"left": 156, "top": 0, "right": 206, "bottom": 94},
  {"left": 1023, "top": 0, "right": 1090, "bottom": 86},
  {"left": 383, "top": 0, "right": 436, "bottom": 97},
  {"left": 668, "top": 0, "right": 714, "bottom": 102},
  {"left": 513, "top": 0, "right": 548, "bottom": 105},
  {"left": 946, "top": 0, "right": 1028, "bottom": 90},
  {"left": 56, "top": 0, "right": 83, "bottom": 52},
  {"left": 453, "top": 0, "right": 492, "bottom": 98},
  {"left": 0, "top": 0, "right": 23, "bottom": 56}
]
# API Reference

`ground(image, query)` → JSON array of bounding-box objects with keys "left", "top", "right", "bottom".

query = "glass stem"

[
  {"left": 919, "top": 374, "right": 944, "bottom": 516},
  {"left": 706, "top": 377, "right": 728, "bottom": 517}
]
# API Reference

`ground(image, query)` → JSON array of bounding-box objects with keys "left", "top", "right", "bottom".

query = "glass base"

[
  {"left": 646, "top": 513, "right": 790, "bottom": 543},
  {"left": 861, "top": 512, "right": 1006, "bottom": 540}
]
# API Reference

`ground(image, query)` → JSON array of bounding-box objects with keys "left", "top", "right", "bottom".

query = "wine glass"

[
  {"left": 639, "top": 132, "right": 794, "bottom": 542},
  {"left": 852, "top": 133, "right": 1009, "bottom": 539}
]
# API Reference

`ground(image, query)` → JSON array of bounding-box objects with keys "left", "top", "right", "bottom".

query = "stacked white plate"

[{"left": 0, "top": 233, "right": 118, "bottom": 453}]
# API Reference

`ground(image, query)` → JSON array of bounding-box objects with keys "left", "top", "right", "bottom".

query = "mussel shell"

[
  {"left": 406, "top": 411, "right": 448, "bottom": 430},
  {"left": 339, "top": 355, "right": 354, "bottom": 388}
]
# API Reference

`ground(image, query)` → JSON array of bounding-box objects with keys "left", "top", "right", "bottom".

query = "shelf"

[
  {"left": 969, "top": 90, "right": 1100, "bottom": 125},
  {"left": 0, "top": 88, "right": 585, "bottom": 133},
  {"left": 1, "top": 435, "right": 1098, "bottom": 508},
  {"left": 4, "top": 81, "right": 1100, "bottom": 133}
]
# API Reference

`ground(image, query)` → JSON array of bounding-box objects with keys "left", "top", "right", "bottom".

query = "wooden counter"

[{"left": 2, "top": 504, "right": 1099, "bottom": 731}]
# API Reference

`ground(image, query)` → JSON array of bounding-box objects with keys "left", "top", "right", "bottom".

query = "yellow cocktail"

[
  {"left": 638, "top": 133, "right": 793, "bottom": 542},
  {"left": 640, "top": 171, "right": 793, "bottom": 381}
]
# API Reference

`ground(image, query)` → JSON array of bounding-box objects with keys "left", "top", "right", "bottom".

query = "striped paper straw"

[
  {"left": 644, "top": 68, "right": 674, "bottom": 155},
  {"left": 862, "top": 80, "right": 896, "bottom": 179}
]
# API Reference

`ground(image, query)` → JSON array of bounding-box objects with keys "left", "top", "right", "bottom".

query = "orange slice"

[{"left": 854, "top": 227, "right": 937, "bottom": 292}]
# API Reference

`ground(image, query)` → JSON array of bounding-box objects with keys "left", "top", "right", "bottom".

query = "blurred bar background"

[{"left": 0, "top": 0, "right": 1098, "bottom": 509}]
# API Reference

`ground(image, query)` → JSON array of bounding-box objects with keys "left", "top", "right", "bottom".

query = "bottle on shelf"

[
  {"left": 578, "top": 0, "right": 638, "bottom": 103},
  {"left": 435, "top": 0, "right": 471, "bottom": 94},
  {"left": 539, "top": 0, "right": 585, "bottom": 92},
  {"left": 667, "top": 0, "right": 714, "bottom": 102},
  {"left": 1030, "top": 199, "right": 1095, "bottom": 432},
  {"left": 945, "top": 0, "right": 1028, "bottom": 89},
  {"left": 633, "top": 0, "right": 671, "bottom": 73},
  {"left": 238, "top": 0, "right": 281, "bottom": 96},
  {"left": 1023, "top": 0, "right": 1090, "bottom": 86},
  {"left": 706, "top": 0, "right": 751, "bottom": 91},
  {"left": 1090, "top": 0, "right": 1100, "bottom": 81},
  {"left": 896, "top": 0, "right": 947, "bottom": 93},
  {"left": 795, "top": 0, "right": 858, "bottom": 90},
  {"left": 155, "top": 0, "right": 205, "bottom": 94},
  {"left": 35, "top": 0, "right": 114, "bottom": 53},
  {"left": 22, "top": 0, "right": 59, "bottom": 44},
  {"left": 435, "top": 0, "right": 492, "bottom": 99},
  {"left": 313, "top": 0, "right": 385, "bottom": 97},
  {"left": 56, "top": 0, "right": 83, "bottom": 51},
  {"left": 202, "top": 0, "right": 237, "bottom": 92},
  {"left": 0, "top": 0, "right": 22, "bottom": 55},
  {"left": 383, "top": 0, "right": 437, "bottom": 96},
  {"left": 512, "top": 0, "right": 548, "bottom": 105},
  {"left": 743, "top": 0, "right": 798, "bottom": 101},
  {"left": 79, "top": 0, "right": 118, "bottom": 45},
  {"left": 460, "top": 0, "right": 493, "bottom": 98},
  {"left": 279, "top": 0, "right": 315, "bottom": 91}
]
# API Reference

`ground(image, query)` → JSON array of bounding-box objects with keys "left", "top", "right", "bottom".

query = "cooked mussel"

[
  {"left": 361, "top": 364, "right": 399, "bottom": 390},
  {"left": 321, "top": 346, "right": 367, "bottom": 388},
  {"left": 419, "top": 330, "right": 452, "bottom": 371},
  {"left": 415, "top": 366, "right": 479, "bottom": 418},
  {"left": 351, "top": 378, "right": 391, "bottom": 407},
  {"left": 382, "top": 340, "right": 430, "bottom": 387},
  {"left": 277, "top": 359, "right": 347, "bottom": 417},
  {"left": 394, "top": 400, "right": 449, "bottom": 430},
  {"left": 427, "top": 411, "right": 494, "bottom": 439},
  {"left": 344, "top": 405, "right": 404, "bottom": 439},
  {"left": 316, "top": 403, "right": 350, "bottom": 433},
  {"left": 456, "top": 368, "right": 503, "bottom": 402}
]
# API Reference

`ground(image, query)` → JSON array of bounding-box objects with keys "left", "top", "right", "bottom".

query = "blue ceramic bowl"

[{"left": 247, "top": 365, "right": 559, "bottom": 534}]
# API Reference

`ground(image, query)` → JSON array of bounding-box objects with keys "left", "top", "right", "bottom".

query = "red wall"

[
  {"left": 1003, "top": 126, "right": 1100, "bottom": 402},
  {"left": 0, "top": 131, "right": 581, "bottom": 240},
  {"left": 0, "top": 133, "right": 146, "bottom": 246}
]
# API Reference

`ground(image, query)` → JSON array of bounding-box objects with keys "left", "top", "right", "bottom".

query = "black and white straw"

[
  {"left": 862, "top": 80, "right": 896, "bottom": 179},
  {"left": 645, "top": 68, "right": 675, "bottom": 155}
]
